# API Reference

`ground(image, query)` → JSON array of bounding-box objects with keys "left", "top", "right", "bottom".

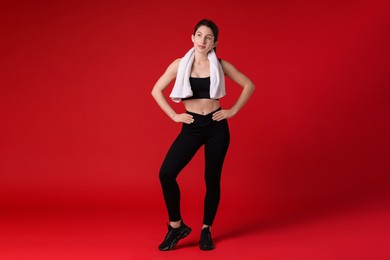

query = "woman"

[{"left": 151, "top": 19, "right": 255, "bottom": 251}]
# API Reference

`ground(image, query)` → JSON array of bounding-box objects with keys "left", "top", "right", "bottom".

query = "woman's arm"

[
  {"left": 151, "top": 59, "right": 194, "bottom": 124},
  {"left": 212, "top": 60, "right": 255, "bottom": 121}
]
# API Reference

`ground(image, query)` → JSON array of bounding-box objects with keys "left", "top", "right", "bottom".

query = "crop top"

[{"left": 182, "top": 77, "right": 218, "bottom": 101}]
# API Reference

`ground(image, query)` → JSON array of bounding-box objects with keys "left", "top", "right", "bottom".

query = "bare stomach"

[{"left": 183, "top": 99, "right": 220, "bottom": 115}]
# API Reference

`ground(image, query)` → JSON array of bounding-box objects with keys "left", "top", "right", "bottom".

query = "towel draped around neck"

[{"left": 169, "top": 47, "right": 226, "bottom": 103}]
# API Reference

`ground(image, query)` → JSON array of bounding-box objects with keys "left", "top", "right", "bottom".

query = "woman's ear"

[
  {"left": 191, "top": 34, "right": 195, "bottom": 43},
  {"left": 213, "top": 41, "right": 218, "bottom": 48}
]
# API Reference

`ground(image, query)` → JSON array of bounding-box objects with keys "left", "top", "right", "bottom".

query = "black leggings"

[{"left": 159, "top": 107, "right": 230, "bottom": 226}]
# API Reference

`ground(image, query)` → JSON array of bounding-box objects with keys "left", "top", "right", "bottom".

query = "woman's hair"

[{"left": 193, "top": 19, "right": 219, "bottom": 52}]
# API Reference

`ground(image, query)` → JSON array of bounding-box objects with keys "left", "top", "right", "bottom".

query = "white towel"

[{"left": 169, "top": 47, "right": 226, "bottom": 103}]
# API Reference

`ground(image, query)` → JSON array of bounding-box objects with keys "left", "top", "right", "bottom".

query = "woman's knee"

[{"left": 159, "top": 165, "right": 177, "bottom": 183}]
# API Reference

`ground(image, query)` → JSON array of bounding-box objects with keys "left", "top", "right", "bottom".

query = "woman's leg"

[
  {"left": 159, "top": 131, "right": 203, "bottom": 222},
  {"left": 203, "top": 120, "right": 230, "bottom": 226}
]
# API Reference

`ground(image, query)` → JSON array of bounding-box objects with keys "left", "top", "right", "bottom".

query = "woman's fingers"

[
  {"left": 183, "top": 114, "right": 194, "bottom": 124},
  {"left": 174, "top": 113, "right": 194, "bottom": 124},
  {"left": 212, "top": 111, "right": 225, "bottom": 121},
  {"left": 212, "top": 110, "right": 232, "bottom": 121}
]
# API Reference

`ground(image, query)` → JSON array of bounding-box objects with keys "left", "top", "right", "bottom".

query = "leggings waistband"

[
  {"left": 186, "top": 107, "right": 221, "bottom": 118},
  {"left": 184, "top": 107, "right": 222, "bottom": 128}
]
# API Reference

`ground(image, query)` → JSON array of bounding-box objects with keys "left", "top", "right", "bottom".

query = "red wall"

[{"left": 1, "top": 0, "right": 389, "bottom": 221}]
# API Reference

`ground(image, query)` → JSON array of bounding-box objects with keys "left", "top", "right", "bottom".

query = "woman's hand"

[
  {"left": 172, "top": 113, "right": 194, "bottom": 124},
  {"left": 212, "top": 109, "right": 235, "bottom": 121}
]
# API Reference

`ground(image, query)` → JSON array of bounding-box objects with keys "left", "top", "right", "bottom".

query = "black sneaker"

[
  {"left": 199, "top": 227, "right": 214, "bottom": 250},
  {"left": 158, "top": 221, "right": 192, "bottom": 251}
]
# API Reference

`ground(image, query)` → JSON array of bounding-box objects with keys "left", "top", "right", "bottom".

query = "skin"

[{"left": 151, "top": 25, "right": 255, "bottom": 229}]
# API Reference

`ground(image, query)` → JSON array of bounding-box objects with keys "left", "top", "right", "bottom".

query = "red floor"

[{"left": 1, "top": 198, "right": 389, "bottom": 260}]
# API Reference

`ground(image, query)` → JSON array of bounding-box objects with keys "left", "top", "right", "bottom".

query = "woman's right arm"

[{"left": 151, "top": 59, "right": 194, "bottom": 124}]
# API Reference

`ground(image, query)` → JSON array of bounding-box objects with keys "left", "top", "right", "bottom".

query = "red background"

[{"left": 1, "top": 0, "right": 389, "bottom": 259}]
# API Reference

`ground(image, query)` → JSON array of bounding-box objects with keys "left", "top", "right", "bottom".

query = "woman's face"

[{"left": 192, "top": 25, "right": 216, "bottom": 53}]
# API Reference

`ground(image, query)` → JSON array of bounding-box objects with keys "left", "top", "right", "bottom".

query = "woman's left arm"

[{"left": 212, "top": 60, "right": 255, "bottom": 121}]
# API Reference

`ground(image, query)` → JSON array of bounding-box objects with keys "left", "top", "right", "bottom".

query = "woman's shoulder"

[
  {"left": 218, "top": 58, "right": 232, "bottom": 65},
  {"left": 170, "top": 58, "right": 182, "bottom": 69},
  {"left": 218, "top": 59, "right": 235, "bottom": 70},
  {"left": 167, "top": 58, "right": 181, "bottom": 67},
  {"left": 218, "top": 59, "right": 242, "bottom": 77},
  {"left": 165, "top": 58, "right": 181, "bottom": 75}
]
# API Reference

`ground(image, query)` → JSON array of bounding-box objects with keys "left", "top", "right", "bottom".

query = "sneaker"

[
  {"left": 199, "top": 227, "right": 214, "bottom": 250},
  {"left": 158, "top": 221, "right": 192, "bottom": 251}
]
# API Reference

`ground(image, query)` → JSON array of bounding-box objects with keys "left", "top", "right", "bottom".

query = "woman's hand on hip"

[
  {"left": 172, "top": 113, "right": 194, "bottom": 124},
  {"left": 212, "top": 109, "right": 235, "bottom": 121}
]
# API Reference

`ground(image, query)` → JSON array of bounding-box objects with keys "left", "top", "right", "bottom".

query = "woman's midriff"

[{"left": 183, "top": 99, "right": 220, "bottom": 115}]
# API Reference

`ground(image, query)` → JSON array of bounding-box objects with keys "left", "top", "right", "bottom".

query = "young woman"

[{"left": 151, "top": 19, "right": 255, "bottom": 251}]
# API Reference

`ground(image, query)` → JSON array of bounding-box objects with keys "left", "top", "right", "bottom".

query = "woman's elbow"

[
  {"left": 151, "top": 87, "right": 164, "bottom": 100},
  {"left": 151, "top": 87, "right": 159, "bottom": 98},
  {"left": 247, "top": 82, "right": 255, "bottom": 93}
]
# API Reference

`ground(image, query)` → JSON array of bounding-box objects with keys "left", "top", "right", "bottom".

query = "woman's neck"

[{"left": 194, "top": 52, "right": 208, "bottom": 64}]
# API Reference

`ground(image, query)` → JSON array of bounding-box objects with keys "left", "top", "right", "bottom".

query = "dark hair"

[{"left": 193, "top": 19, "right": 219, "bottom": 52}]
